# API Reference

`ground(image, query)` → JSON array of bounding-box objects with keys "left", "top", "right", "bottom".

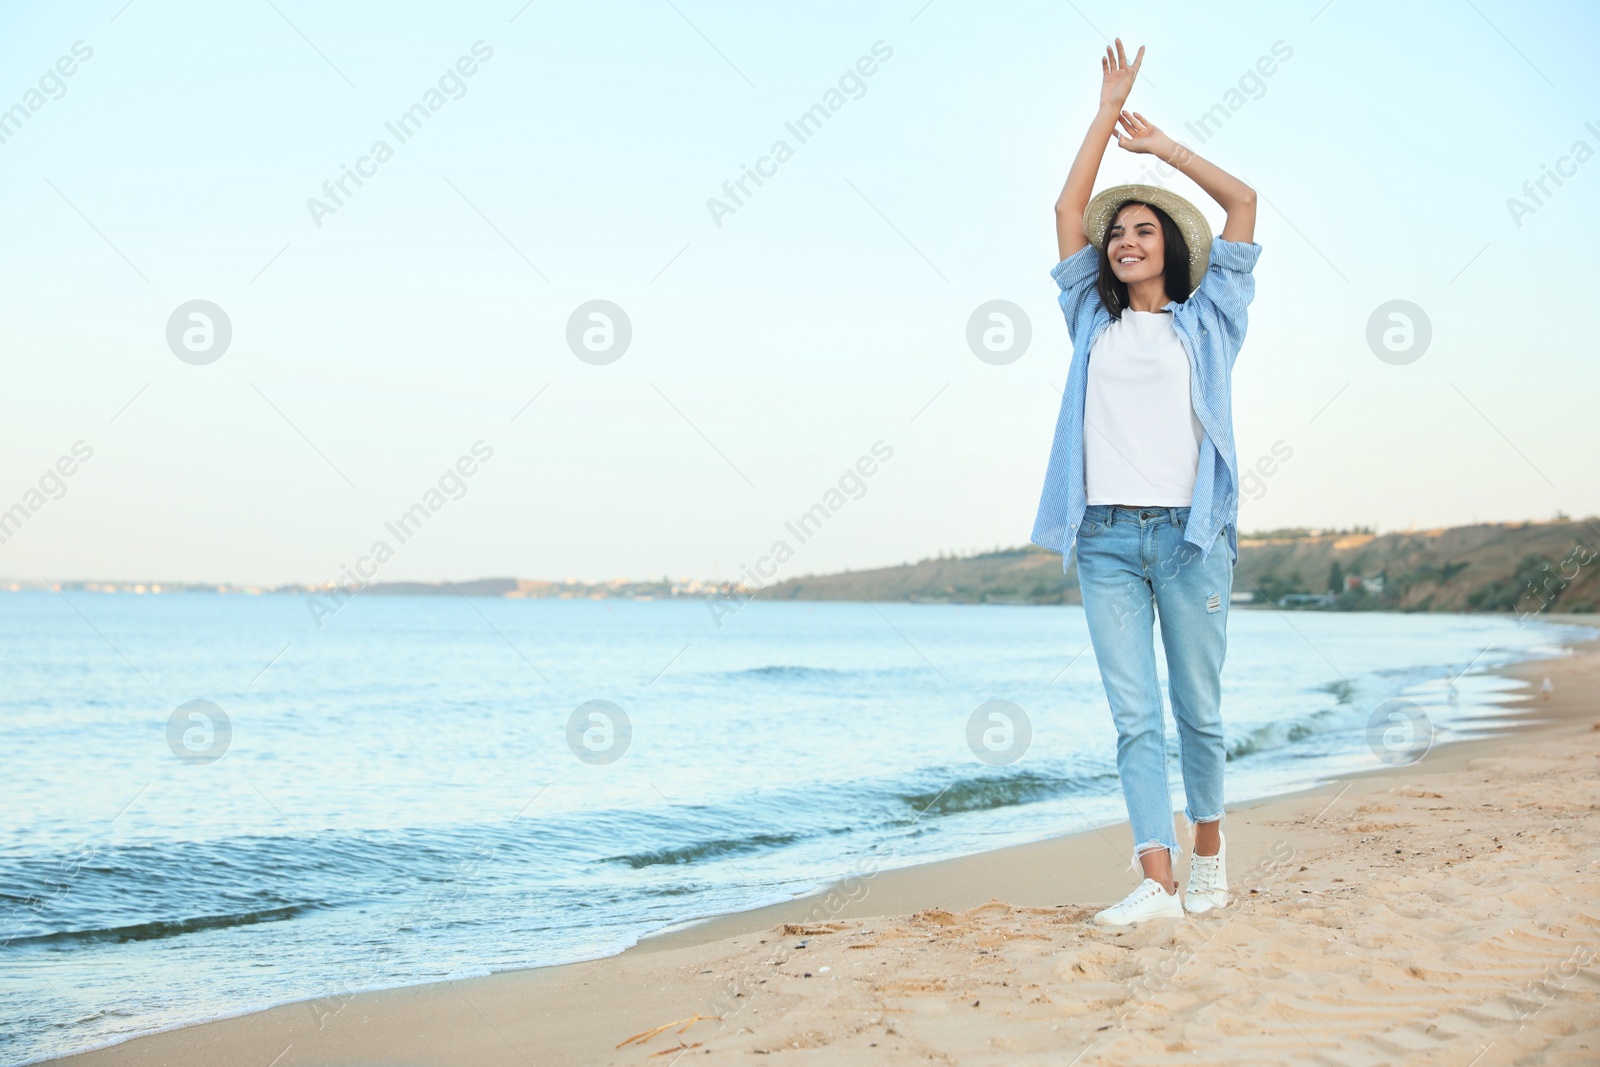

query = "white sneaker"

[
  {"left": 1093, "top": 877, "right": 1184, "bottom": 926},
  {"left": 1185, "top": 831, "right": 1228, "bottom": 914}
]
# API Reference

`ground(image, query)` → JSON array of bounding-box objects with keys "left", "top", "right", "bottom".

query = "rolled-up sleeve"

[
  {"left": 1191, "top": 239, "right": 1261, "bottom": 326},
  {"left": 1188, "top": 238, "right": 1261, "bottom": 361},
  {"left": 1050, "top": 243, "right": 1102, "bottom": 345}
]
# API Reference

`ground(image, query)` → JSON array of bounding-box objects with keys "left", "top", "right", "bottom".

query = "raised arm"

[
  {"left": 1111, "top": 110, "right": 1257, "bottom": 242},
  {"left": 1054, "top": 39, "right": 1144, "bottom": 261}
]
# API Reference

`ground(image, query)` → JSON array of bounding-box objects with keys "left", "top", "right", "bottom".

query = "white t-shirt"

[{"left": 1083, "top": 309, "right": 1204, "bottom": 506}]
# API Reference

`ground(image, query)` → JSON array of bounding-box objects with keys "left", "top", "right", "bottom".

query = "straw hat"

[{"left": 1083, "top": 183, "right": 1213, "bottom": 292}]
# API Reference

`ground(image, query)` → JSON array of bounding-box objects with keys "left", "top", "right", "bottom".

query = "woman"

[{"left": 1031, "top": 39, "right": 1260, "bottom": 925}]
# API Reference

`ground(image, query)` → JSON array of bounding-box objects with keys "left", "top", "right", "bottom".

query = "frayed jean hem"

[{"left": 1129, "top": 839, "right": 1181, "bottom": 874}]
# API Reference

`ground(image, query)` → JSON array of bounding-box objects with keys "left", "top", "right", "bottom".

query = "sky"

[{"left": 1, "top": 0, "right": 1596, "bottom": 586}]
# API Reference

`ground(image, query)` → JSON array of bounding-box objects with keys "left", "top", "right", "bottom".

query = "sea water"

[{"left": 0, "top": 590, "right": 1590, "bottom": 1063}]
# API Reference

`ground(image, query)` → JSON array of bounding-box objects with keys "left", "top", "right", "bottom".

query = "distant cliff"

[{"left": 753, "top": 519, "right": 1600, "bottom": 613}]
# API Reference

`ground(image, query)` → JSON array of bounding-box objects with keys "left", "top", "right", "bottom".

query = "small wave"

[
  {"left": 728, "top": 665, "right": 846, "bottom": 680},
  {"left": 6, "top": 903, "right": 325, "bottom": 947},
  {"left": 1318, "top": 679, "right": 1356, "bottom": 704},
  {"left": 604, "top": 832, "right": 805, "bottom": 869},
  {"left": 898, "top": 769, "right": 1114, "bottom": 817},
  {"left": 1225, "top": 709, "right": 1340, "bottom": 761}
]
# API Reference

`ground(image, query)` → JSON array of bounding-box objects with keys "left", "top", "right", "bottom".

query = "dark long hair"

[{"left": 1094, "top": 200, "right": 1193, "bottom": 318}]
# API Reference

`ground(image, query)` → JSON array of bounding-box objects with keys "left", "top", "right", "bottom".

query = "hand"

[
  {"left": 1113, "top": 110, "right": 1180, "bottom": 159},
  {"left": 1098, "top": 38, "right": 1144, "bottom": 112}
]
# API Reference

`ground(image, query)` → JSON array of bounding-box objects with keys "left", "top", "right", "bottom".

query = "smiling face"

[{"left": 1106, "top": 203, "right": 1166, "bottom": 288}]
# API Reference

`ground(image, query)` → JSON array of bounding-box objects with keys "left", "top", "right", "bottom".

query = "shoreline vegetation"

[{"left": 7, "top": 515, "right": 1595, "bottom": 614}]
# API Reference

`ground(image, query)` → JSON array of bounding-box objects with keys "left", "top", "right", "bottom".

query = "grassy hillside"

[{"left": 754, "top": 518, "right": 1600, "bottom": 613}]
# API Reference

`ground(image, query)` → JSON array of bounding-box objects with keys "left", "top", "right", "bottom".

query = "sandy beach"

[{"left": 51, "top": 614, "right": 1600, "bottom": 1067}]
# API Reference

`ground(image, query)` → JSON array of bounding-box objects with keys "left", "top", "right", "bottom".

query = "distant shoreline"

[{"left": 6, "top": 515, "right": 1596, "bottom": 613}]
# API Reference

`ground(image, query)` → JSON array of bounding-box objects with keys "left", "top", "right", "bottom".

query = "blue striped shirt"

[{"left": 1030, "top": 236, "right": 1262, "bottom": 570}]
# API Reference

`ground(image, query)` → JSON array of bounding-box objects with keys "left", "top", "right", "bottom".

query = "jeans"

[{"left": 1073, "top": 504, "right": 1232, "bottom": 871}]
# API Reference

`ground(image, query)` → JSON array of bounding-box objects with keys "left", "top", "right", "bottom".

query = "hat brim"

[{"left": 1083, "top": 183, "right": 1212, "bottom": 293}]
